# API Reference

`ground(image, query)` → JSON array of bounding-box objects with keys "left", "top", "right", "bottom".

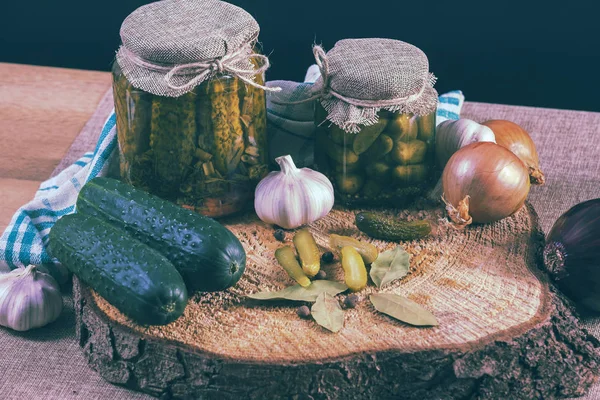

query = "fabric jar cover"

[
  {"left": 115, "top": 0, "right": 276, "bottom": 98},
  {"left": 311, "top": 38, "right": 439, "bottom": 133}
]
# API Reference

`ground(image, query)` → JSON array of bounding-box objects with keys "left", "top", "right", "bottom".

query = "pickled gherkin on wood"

[
  {"left": 275, "top": 246, "right": 311, "bottom": 287},
  {"left": 329, "top": 234, "right": 379, "bottom": 264},
  {"left": 340, "top": 246, "right": 368, "bottom": 292},
  {"left": 355, "top": 212, "right": 432, "bottom": 241},
  {"left": 293, "top": 229, "right": 321, "bottom": 278}
]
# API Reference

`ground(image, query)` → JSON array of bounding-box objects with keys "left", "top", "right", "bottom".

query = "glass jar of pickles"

[
  {"left": 315, "top": 106, "right": 436, "bottom": 206},
  {"left": 310, "top": 39, "right": 439, "bottom": 206},
  {"left": 111, "top": 0, "right": 274, "bottom": 217}
]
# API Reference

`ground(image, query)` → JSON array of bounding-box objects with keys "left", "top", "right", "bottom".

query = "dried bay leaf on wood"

[
  {"left": 311, "top": 293, "right": 344, "bottom": 333},
  {"left": 369, "top": 246, "right": 410, "bottom": 288},
  {"left": 247, "top": 280, "right": 348, "bottom": 302},
  {"left": 370, "top": 293, "right": 438, "bottom": 326}
]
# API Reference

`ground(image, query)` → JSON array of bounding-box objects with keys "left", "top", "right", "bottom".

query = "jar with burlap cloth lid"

[
  {"left": 309, "top": 38, "right": 439, "bottom": 207},
  {"left": 112, "top": 0, "right": 280, "bottom": 217}
]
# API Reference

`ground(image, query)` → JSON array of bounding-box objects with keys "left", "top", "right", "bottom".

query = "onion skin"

[
  {"left": 482, "top": 120, "right": 545, "bottom": 185},
  {"left": 544, "top": 199, "right": 600, "bottom": 311},
  {"left": 442, "top": 142, "right": 530, "bottom": 225}
]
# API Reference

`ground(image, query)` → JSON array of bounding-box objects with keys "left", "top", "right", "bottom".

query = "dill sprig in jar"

[{"left": 112, "top": 0, "right": 279, "bottom": 217}]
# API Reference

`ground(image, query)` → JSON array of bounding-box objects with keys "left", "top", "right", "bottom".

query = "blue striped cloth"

[
  {"left": 0, "top": 114, "right": 117, "bottom": 283},
  {"left": 436, "top": 90, "right": 464, "bottom": 124},
  {"left": 0, "top": 69, "right": 463, "bottom": 282}
]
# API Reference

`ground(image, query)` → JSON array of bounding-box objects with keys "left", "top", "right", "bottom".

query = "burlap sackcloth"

[
  {"left": 292, "top": 38, "right": 439, "bottom": 133},
  {"left": 115, "top": 0, "right": 277, "bottom": 97},
  {"left": 2, "top": 91, "right": 600, "bottom": 399}
]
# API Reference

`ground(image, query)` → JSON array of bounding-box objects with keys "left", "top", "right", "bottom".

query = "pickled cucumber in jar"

[
  {"left": 314, "top": 104, "right": 436, "bottom": 207},
  {"left": 112, "top": 64, "right": 269, "bottom": 217},
  {"left": 111, "top": 0, "right": 273, "bottom": 218}
]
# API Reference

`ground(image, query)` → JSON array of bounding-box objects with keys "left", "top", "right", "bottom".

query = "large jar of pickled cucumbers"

[
  {"left": 311, "top": 39, "right": 439, "bottom": 207},
  {"left": 112, "top": 0, "right": 274, "bottom": 217}
]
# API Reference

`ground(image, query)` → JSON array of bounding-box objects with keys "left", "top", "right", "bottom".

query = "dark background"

[{"left": 2, "top": 0, "right": 599, "bottom": 111}]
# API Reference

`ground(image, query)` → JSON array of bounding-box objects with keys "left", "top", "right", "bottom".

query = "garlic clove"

[
  {"left": 254, "top": 155, "right": 334, "bottom": 230},
  {"left": 0, "top": 265, "right": 63, "bottom": 332}
]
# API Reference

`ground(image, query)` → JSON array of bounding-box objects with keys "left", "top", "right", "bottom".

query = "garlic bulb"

[
  {"left": 0, "top": 265, "right": 63, "bottom": 331},
  {"left": 436, "top": 119, "right": 496, "bottom": 168},
  {"left": 255, "top": 155, "right": 334, "bottom": 229}
]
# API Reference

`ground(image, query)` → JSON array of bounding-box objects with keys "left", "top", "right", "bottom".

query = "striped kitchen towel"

[
  {"left": 435, "top": 90, "right": 464, "bottom": 124},
  {"left": 0, "top": 113, "right": 117, "bottom": 282},
  {"left": 0, "top": 69, "right": 464, "bottom": 282}
]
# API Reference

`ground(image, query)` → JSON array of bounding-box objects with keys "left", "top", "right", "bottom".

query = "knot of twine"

[
  {"left": 273, "top": 45, "right": 435, "bottom": 106},
  {"left": 120, "top": 44, "right": 281, "bottom": 93}
]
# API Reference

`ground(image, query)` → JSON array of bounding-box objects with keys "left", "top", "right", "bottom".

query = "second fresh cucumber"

[
  {"left": 76, "top": 177, "right": 246, "bottom": 293},
  {"left": 48, "top": 213, "right": 188, "bottom": 326}
]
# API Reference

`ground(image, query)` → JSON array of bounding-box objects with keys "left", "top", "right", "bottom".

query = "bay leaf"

[
  {"left": 247, "top": 280, "right": 348, "bottom": 302},
  {"left": 370, "top": 293, "right": 438, "bottom": 326},
  {"left": 369, "top": 246, "right": 410, "bottom": 288},
  {"left": 311, "top": 292, "right": 344, "bottom": 332}
]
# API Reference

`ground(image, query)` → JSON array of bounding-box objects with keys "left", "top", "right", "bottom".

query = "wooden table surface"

[
  {"left": 2, "top": 62, "right": 600, "bottom": 400},
  {"left": 0, "top": 63, "right": 111, "bottom": 232}
]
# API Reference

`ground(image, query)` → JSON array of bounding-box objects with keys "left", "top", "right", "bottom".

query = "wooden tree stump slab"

[{"left": 73, "top": 202, "right": 600, "bottom": 399}]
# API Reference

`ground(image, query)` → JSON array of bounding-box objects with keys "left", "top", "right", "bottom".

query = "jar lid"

[
  {"left": 116, "top": 0, "right": 269, "bottom": 97},
  {"left": 312, "top": 38, "right": 438, "bottom": 133}
]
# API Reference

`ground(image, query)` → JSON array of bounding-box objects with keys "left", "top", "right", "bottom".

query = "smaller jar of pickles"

[
  {"left": 312, "top": 39, "right": 439, "bottom": 207},
  {"left": 112, "top": 0, "right": 275, "bottom": 217}
]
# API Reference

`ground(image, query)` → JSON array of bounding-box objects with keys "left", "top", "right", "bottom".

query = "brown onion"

[
  {"left": 442, "top": 142, "right": 531, "bottom": 225},
  {"left": 482, "top": 120, "right": 545, "bottom": 185}
]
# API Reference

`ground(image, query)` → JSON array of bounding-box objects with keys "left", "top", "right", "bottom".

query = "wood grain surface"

[
  {"left": 78, "top": 203, "right": 600, "bottom": 399},
  {"left": 0, "top": 62, "right": 111, "bottom": 231},
  {"left": 92, "top": 205, "right": 547, "bottom": 361},
  {"left": 3, "top": 62, "right": 600, "bottom": 399}
]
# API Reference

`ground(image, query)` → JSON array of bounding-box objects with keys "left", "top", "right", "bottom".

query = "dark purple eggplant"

[{"left": 544, "top": 198, "right": 600, "bottom": 311}]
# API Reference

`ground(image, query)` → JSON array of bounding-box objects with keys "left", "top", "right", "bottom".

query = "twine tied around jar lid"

[
  {"left": 273, "top": 39, "right": 438, "bottom": 133},
  {"left": 115, "top": 0, "right": 280, "bottom": 97},
  {"left": 119, "top": 43, "right": 279, "bottom": 93}
]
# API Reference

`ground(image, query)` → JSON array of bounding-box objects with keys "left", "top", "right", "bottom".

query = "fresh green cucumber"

[
  {"left": 48, "top": 213, "right": 187, "bottom": 326},
  {"left": 355, "top": 212, "right": 432, "bottom": 241},
  {"left": 76, "top": 177, "right": 246, "bottom": 293}
]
